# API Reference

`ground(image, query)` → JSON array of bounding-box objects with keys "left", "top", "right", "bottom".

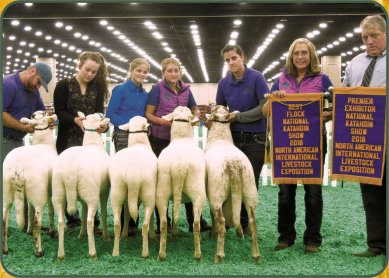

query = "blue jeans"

[
  {"left": 3, "top": 135, "right": 26, "bottom": 229},
  {"left": 231, "top": 132, "right": 266, "bottom": 229},
  {"left": 2, "top": 135, "right": 24, "bottom": 163}
]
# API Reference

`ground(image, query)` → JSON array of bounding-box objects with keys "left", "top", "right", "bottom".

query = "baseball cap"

[{"left": 33, "top": 62, "right": 52, "bottom": 92}]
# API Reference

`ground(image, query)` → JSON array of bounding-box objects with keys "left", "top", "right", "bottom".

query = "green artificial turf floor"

[{"left": 1, "top": 183, "right": 387, "bottom": 277}]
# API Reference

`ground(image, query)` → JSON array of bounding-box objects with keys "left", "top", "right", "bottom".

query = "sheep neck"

[
  {"left": 127, "top": 133, "right": 152, "bottom": 149},
  {"left": 170, "top": 121, "right": 193, "bottom": 141},
  {"left": 82, "top": 130, "right": 105, "bottom": 148},
  {"left": 32, "top": 129, "right": 55, "bottom": 146},
  {"left": 206, "top": 121, "right": 233, "bottom": 144}
]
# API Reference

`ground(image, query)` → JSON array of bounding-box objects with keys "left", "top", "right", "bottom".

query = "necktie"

[{"left": 361, "top": 56, "right": 378, "bottom": 87}]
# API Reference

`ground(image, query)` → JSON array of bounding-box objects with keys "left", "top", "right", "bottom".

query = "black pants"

[
  {"left": 231, "top": 132, "right": 266, "bottom": 229},
  {"left": 149, "top": 136, "right": 204, "bottom": 230},
  {"left": 360, "top": 162, "right": 386, "bottom": 252},
  {"left": 113, "top": 129, "right": 138, "bottom": 230},
  {"left": 277, "top": 136, "right": 327, "bottom": 247}
]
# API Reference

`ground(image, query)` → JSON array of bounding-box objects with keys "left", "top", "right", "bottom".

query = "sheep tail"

[
  {"left": 228, "top": 162, "right": 242, "bottom": 228},
  {"left": 65, "top": 177, "right": 78, "bottom": 215},
  {"left": 172, "top": 172, "right": 185, "bottom": 226},
  {"left": 14, "top": 182, "right": 26, "bottom": 229},
  {"left": 127, "top": 185, "right": 140, "bottom": 223}
]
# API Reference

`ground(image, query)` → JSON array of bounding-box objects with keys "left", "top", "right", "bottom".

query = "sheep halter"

[
  {"left": 212, "top": 119, "right": 229, "bottom": 124},
  {"left": 173, "top": 119, "right": 190, "bottom": 122},
  {"left": 128, "top": 130, "right": 148, "bottom": 133}
]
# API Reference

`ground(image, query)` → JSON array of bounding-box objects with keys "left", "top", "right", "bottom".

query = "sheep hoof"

[
  {"left": 57, "top": 256, "right": 65, "bottom": 262},
  {"left": 89, "top": 253, "right": 98, "bottom": 260},
  {"left": 214, "top": 255, "right": 224, "bottom": 263},
  {"left": 78, "top": 234, "right": 86, "bottom": 240},
  {"left": 120, "top": 235, "right": 128, "bottom": 242},
  {"left": 3, "top": 250, "right": 8, "bottom": 255},
  {"left": 26, "top": 231, "right": 33, "bottom": 236},
  {"left": 157, "top": 254, "right": 166, "bottom": 261},
  {"left": 35, "top": 251, "right": 44, "bottom": 257},
  {"left": 150, "top": 236, "right": 157, "bottom": 242},
  {"left": 141, "top": 252, "right": 149, "bottom": 259},
  {"left": 253, "top": 256, "right": 261, "bottom": 263},
  {"left": 103, "top": 235, "right": 111, "bottom": 242},
  {"left": 194, "top": 254, "right": 202, "bottom": 262},
  {"left": 112, "top": 251, "right": 119, "bottom": 257}
]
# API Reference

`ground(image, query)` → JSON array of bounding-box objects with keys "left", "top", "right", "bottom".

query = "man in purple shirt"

[
  {"left": 216, "top": 44, "right": 269, "bottom": 235},
  {"left": 2, "top": 62, "right": 53, "bottom": 230}
]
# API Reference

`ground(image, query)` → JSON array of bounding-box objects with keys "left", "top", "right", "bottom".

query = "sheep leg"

[
  {"left": 192, "top": 204, "right": 202, "bottom": 262},
  {"left": 120, "top": 201, "right": 130, "bottom": 241},
  {"left": 248, "top": 206, "right": 261, "bottom": 262},
  {"left": 56, "top": 202, "right": 65, "bottom": 262},
  {"left": 209, "top": 209, "right": 218, "bottom": 238},
  {"left": 141, "top": 204, "right": 154, "bottom": 259},
  {"left": 26, "top": 203, "right": 34, "bottom": 235},
  {"left": 100, "top": 191, "right": 110, "bottom": 242},
  {"left": 112, "top": 203, "right": 122, "bottom": 257},
  {"left": 87, "top": 206, "right": 98, "bottom": 260},
  {"left": 47, "top": 200, "right": 57, "bottom": 238},
  {"left": 79, "top": 202, "right": 87, "bottom": 239},
  {"left": 33, "top": 207, "right": 44, "bottom": 257},
  {"left": 214, "top": 207, "right": 226, "bottom": 263},
  {"left": 157, "top": 205, "right": 168, "bottom": 261},
  {"left": 149, "top": 211, "right": 156, "bottom": 241},
  {"left": 3, "top": 203, "right": 12, "bottom": 255}
]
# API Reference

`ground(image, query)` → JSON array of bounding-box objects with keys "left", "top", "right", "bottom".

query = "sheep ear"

[
  {"left": 119, "top": 123, "right": 129, "bottom": 131},
  {"left": 190, "top": 116, "right": 200, "bottom": 124},
  {"left": 47, "top": 114, "right": 57, "bottom": 122},
  {"left": 77, "top": 111, "right": 86, "bottom": 118},
  {"left": 101, "top": 118, "right": 110, "bottom": 125},
  {"left": 162, "top": 112, "right": 173, "bottom": 121},
  {"left": 20, "top": 117, "right": 31, "bottom": 124},
  {"left": 205, "top": 113, "right": 213, "bottom": 121}
]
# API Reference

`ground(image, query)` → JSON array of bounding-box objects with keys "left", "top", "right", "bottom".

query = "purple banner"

[
  {"left": 271, "top": 94, "right": 323, "bottom": 184},
  {"left": 331, "top": 89, "right": 386, "bottom": 185}
]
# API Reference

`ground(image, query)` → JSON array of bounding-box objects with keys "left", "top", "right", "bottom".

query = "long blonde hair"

[
  {"left": 78, "top": 51, "right": 110, "bottom": 101},
  {"left": 285, "top": 38, "right": 321, "bottom": 78}
]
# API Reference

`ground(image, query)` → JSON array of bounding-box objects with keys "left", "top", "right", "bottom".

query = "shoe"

[
  {"left": 94, "top": 226, "right": 102, "bottom": 236},
  {"left": 352, "top": 248, "right": 382, "bottom": 257},
  {"left": 243, "top": 227, "right": 251, "bottom": 236},
  {"left": 128, "top": 226, "right": 137, "bottom": 237},
  {"left": 305, "top": 245, "right": 319, "bottom": 254},
  {"left": 274, "top": 242, "right": 290, "bottom": 251}
]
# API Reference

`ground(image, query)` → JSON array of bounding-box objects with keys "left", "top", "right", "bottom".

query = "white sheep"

[
  {"left": 156, "top": 106, "right": 206, "bottom": 262},
  {"left": 204, "top": 105, "right": 260, "bottom": 263},
  {"left": 51, "top": 112, "right": 111, "bottom": 261},
  {"left": 109, "top": 116, "right": 157, "bottom": 258},
  {"left": 3, "top": 110, "right": 58, "bottom": 257}
]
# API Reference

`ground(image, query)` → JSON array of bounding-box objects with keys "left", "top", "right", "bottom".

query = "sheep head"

[
  {"left": 82, "top": 113, "right": 110, "bottom": 131},
  {"left": 20, "top": 110, "right": 57, "bottom": 129},
  {"left": 205, "top": 105, "right": 239, "bottom": 122},
  {"left": 119, "top": 116, "right": 149, "bottom": 132},
  {"left": 162, "top": 106, "right": 199, "bottom": 124}
]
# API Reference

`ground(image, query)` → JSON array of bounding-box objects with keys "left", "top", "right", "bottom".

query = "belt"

[
  {"left": 3, "top": 133, "right": 23, "bottom": 141},
  {"left": 231, "top": 131, "right": 264, "bottom": 136}
]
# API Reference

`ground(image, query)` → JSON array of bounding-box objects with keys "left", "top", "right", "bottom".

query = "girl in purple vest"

[
  {"left": 263, "top": 38, "right": 333, "bottom": 254},
  {"left": 145, "top": 57, "right": 210, "bottom": 234}
]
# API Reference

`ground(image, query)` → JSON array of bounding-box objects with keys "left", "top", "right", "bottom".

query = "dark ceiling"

[{"left": 2, "top": 2, "right": 385, "bottom": 84}]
